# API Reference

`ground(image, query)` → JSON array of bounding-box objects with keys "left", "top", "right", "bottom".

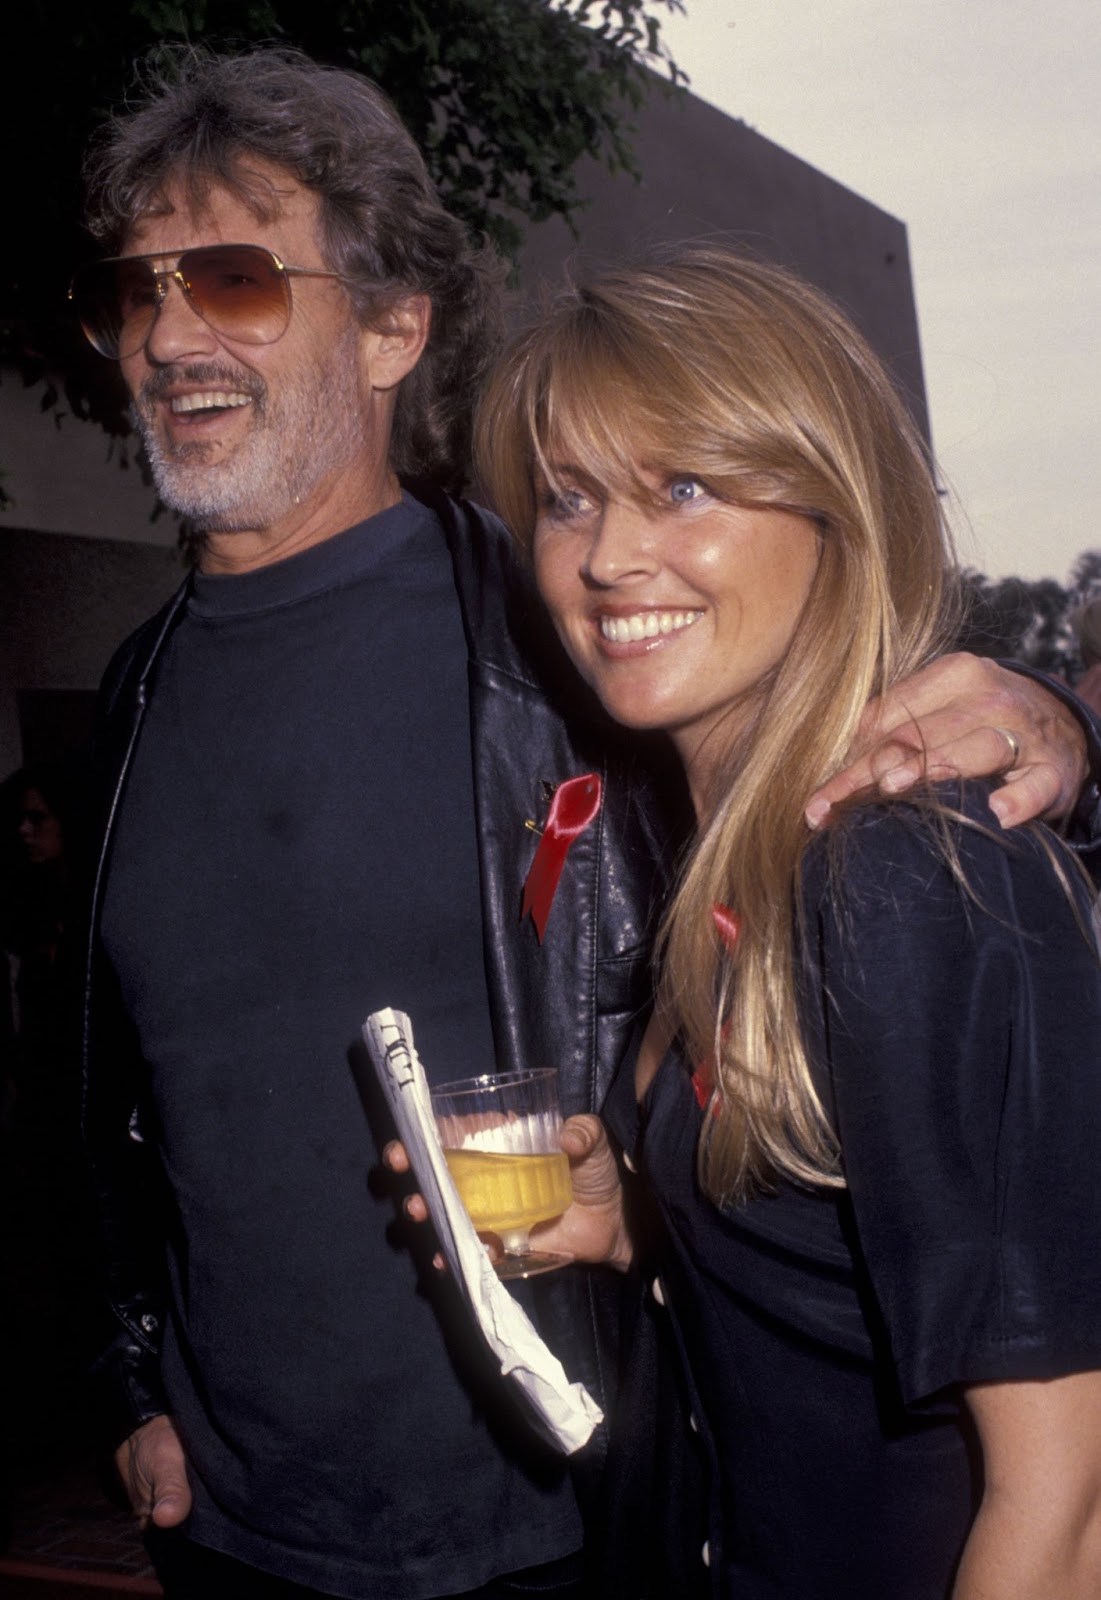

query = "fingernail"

[
  {"left": 881, "top": 768, "right": 912, "bottom": 793},
  {"left": 987, "top": 795, "right": 1010, "bottom": 828},
  {"left": 804, "top": 797, "right": 830, "bottom": 829}
]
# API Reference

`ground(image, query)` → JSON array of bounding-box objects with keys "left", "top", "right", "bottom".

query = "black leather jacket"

[{"left": 79, "top": 487, "right": 678, "bottom": 1468}]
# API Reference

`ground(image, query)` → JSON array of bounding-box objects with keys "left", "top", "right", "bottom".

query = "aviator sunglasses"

[{"left": 68, "top": 242, "right": 353, "bottom": 360}]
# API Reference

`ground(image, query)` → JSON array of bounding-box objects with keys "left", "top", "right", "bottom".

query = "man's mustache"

[{"left": 137, "top": 363, "right": 267, "bottom": 413}]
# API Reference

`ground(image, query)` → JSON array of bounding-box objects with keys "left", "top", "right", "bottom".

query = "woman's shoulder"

[
  {"left": 808, "top": 777, "right": 1066, "bottom": 875},
  {"left": 801, "top": 778, "right": 1092, "bottom": 940}
]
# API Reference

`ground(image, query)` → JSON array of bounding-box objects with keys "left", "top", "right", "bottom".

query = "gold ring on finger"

[{"left": 993, "top": 726, "right": 1020, "bottom": 771}]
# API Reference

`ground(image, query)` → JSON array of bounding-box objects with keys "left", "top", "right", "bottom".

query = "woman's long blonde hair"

[{"left": 476, "top": 246, "right": 958, "bottom": 1204}]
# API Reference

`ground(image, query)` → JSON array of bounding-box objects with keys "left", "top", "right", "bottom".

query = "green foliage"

[
  {"left": 331, "top": 0, "right": 686, "bottom": 258},
  {"left": 1, "top": 0, "right": 684, "bottom": 453},
  {"left": 955, "top": 549, "right": 1101, "bottom": 680}
]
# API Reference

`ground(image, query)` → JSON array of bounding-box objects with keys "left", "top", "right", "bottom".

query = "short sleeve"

[{"left": 806, "top": 786, "right": 1101, "bottom": 1407}]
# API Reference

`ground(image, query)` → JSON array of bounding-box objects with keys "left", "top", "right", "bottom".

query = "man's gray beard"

[{"left": 133, "top": 326, "right": 366, "bottom": 533}]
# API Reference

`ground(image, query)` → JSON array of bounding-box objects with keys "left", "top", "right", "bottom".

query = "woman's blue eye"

[
  {"left": 669, "top": 477, "right": 706, "bottom": 504},
  {"left": 544, "top": 487, "right": 590, "bottom": 516},
  {"left": 536, "top": 481, "right": 598, "bottom": 524}
]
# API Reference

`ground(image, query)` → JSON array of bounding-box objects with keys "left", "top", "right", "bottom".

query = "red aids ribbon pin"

[
  {"left": 692, "top": 908, "right": 741, "bottom": 1110},
  {"left": 521, "top": 773, "right": 603, "bottom": 943},
  {"left": 691, "top": 1058, "right": 715, "bottom": 1111},
  {"left": 711, "top": 902, "right": 742, "bottom": 951}
]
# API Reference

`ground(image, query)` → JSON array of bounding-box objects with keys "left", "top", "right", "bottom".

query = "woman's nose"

[{"left": 583, "top": 500, "right": 660, "bottom": 586}]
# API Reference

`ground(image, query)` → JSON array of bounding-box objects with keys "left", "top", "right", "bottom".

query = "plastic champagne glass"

[{"left": 431, "top": 1069, "right": 572, "bottom": 1280}]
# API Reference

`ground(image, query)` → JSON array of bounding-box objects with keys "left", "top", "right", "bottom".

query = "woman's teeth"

[{"left": 600, "top": 610, "right": 702, "bottom": 643}]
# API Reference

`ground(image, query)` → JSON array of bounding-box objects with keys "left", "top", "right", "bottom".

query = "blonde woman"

[{"left": 474, "top": 248, "right": 1101, "bottom": 1598}]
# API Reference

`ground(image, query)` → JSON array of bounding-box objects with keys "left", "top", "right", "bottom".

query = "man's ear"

[{"left": 361, "top": 294, "right": 432, "bottom": 391}]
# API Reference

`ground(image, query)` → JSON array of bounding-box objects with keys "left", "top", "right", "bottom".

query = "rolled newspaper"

[{"left": 361, "top": 1007, "right": 603, "bottom": 1454}]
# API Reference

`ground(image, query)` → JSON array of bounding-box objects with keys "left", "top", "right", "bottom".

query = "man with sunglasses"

[
  {"left": 77, "top": 47, "right": 655, "bottom": 1600},
  {"left": 74, "top": 43, "right": 1099, "bottom": 1600}
]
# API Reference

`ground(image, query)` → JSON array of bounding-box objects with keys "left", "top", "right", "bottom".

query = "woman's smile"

[{"left": 597, "top": 607, "right": 704, "bottom": 645}]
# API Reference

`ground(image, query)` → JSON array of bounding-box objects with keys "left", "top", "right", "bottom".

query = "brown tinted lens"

[
  {"left": 72, "top": 258, "right": 158, "bottom": 359},
  {"left": 180, "top": 245, "right": 291, "bottom": 345}
]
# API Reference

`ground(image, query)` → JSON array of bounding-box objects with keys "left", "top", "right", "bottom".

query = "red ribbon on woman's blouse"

[
  {"left": 521, "top": 773, "right": 603, "bottom": 943},
  {"left": 692, "top": 903, "right": 742, "bottom": 1110}
]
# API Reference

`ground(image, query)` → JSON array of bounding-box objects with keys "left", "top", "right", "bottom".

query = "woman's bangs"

[{"left": 529, "top": 331, "right": 662, "bottom": 504}]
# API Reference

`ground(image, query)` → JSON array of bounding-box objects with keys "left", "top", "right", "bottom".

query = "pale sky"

[{"left": 656, "top": 0, "right": 1100, "bottom": 583}]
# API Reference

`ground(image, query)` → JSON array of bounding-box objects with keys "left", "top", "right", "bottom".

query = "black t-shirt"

[
  {"left": 99, "top": 495, "right": 581, "bottom": 1598},
  {"left": 606, "top": 789, "right": 1101, "bottom": 1598}
]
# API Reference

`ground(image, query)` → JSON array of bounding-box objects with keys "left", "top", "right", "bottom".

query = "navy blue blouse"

[{"left": 605, "top": 786, "right": 1101, "bottom": 1598}]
